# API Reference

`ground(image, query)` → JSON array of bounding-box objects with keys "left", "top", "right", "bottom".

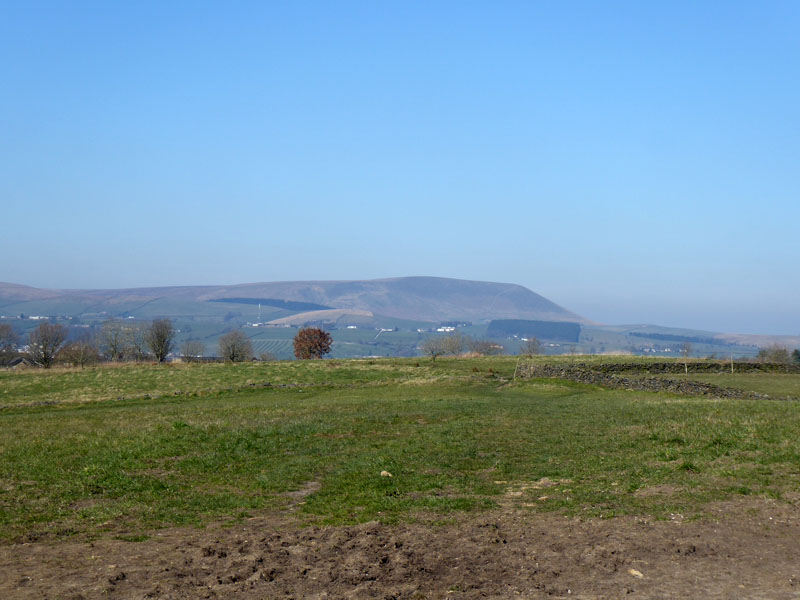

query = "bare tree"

[
  {"left": 293, "top": 327, "right": 332, "bottom": 359},
  {"left": 520, "top": 336, "right": 541, "bottom": 357},
  {"left": 27, "top": 322, "right": 68, "bottom": 368},
  {"left": 757, "top": 344, "right": 791, "bottom": 364},
  {"left": 0, "top": 323, "right": 18, "bottom": 363},
  {"left": 469, "top": 339, "right": 504, "bottom": 356},
  {"left": 181, "top": 340, "right": 205, "bottom": 362},
  {"left": 146, "top": 319, "right": 174, "bottom": 363},
  {"left": 60, "top": 336, "right": 100, "bottom": 367},
  {"left": 125, "top": 323, "right": 149, "bottom": 361},
  {"left": 259, "top": 351, "right": 276, "bottom": 362},
  {"left": 441, "top": 333, "right": 466, "bottom": 356},
  {"left": 99, "top": 320, "right": 127, "bottom": 361},
  {"left": 419, "top": 337, "right": 446, "bottom": 361},
  {"left": 218, "top": 331, "right": 253, "bottom": 362}
]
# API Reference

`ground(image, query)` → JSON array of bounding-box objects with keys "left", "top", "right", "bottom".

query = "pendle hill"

[{"left": 1, "top": 277, "right": 793, "bottom": 360}]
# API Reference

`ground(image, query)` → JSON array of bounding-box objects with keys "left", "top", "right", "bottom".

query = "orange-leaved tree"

[{"left": 293, "top": 327, "right": 332, "bottom": 359}]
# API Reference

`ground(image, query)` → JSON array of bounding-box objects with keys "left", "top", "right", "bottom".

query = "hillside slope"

[
  {"left": 0, "top": 277, "right": 586, "bottom": 323},
  {"left": 205, "top": 277, "right": 587, "bottom": 323}
]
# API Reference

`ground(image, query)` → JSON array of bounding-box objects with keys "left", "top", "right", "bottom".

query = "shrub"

[
  {"left": 419, "top": 337, "right": 446, "bottom": 361},
  {"left": 757, "top": 345, "right": 791, "bottom": 364},
  {"left": 146, "top": 319, "right": 174, "bottom": 363},
  {"left": 469, "top": 339, "right": 504, "bottom": 356},
  {"left": 181, "top": 340, "right": 205, "bottom": 362},
  {"left": 218, "top": 331, "right": 253, "bottom": 362},
  {"left": 0, "top": 323, "right": 18, "bottom": 363},
  {"left": 520, "top": 336, "right": 541, "bottom": 357},
  {"left": 26, "top": 322, "right": 68, "bottom": 368},
  {"left": 59, "top": 338, "right": 100, "bottom": 367},
  {"left": 293, "top": 327, "right": 332, "bottom": 359}
]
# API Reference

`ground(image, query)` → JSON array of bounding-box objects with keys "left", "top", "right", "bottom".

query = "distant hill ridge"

[
  {"left": 208, "top": 297, "right": 332, "bottom": 312},
  {"left": 0, "top": 276, "right": 587, "bottom": 324}
]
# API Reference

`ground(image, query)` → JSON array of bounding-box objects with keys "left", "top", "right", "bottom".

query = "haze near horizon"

[{"left": 1, "top": 1, "right": 798, "bottom": 335}]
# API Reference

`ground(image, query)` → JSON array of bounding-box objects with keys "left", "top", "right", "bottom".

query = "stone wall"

[{"left": 515, "top": 362, "right": 797, "bottom": 400}]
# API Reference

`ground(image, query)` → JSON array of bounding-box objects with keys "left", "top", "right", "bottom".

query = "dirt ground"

[{"left": 2, "top": 498, "right": 800, "bottom": 599}]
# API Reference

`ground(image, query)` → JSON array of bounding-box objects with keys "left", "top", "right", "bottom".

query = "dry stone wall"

[{"left": 516, "top": 362, "right": 798, "bottom": 400}]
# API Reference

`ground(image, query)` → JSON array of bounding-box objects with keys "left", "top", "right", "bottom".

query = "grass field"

[
  {"left": 653, "top": 372, "right": 800, "bottom": 397},
  {"left": 1, "top": 357, "right": 799, "bottom": 544}
]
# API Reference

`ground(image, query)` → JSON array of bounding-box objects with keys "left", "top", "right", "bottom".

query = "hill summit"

[
  {"left": 202, "top": 277, "right": 586, "bottom": 323},
  {"left": 0, "top": 276, "right": 586, "bottom": 324}
]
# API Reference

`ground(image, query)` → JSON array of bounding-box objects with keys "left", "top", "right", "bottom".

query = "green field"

[
  {"left": 1, "top": 357, "right": 799, "bottom": 544},
  {"left": 653, "top": 373, "right": 800, "bottom": 398},
  {"left": 3, "top": 294, "right": 766, "bottom": 361}
]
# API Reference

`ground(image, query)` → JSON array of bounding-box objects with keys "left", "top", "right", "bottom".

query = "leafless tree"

[
  {"left": 469, "top": 339, "right": 504, "bottom": 356},
  {"left": 181, "top": 340, "right": 205, "bottom": 362},
  {"left": 218, "top": 331, "right": 253, "bottom": 362},
  {"left": 27, "top": 322, "right": 68, "bottom": 368},
  {"left": 99, "top": 320, "right": 127, "bottom": 361},
  {"left": 293, "top": 327, "right": 332, "bottom": 359},
  {"left": 757, "top": 344, "right": 791, "bottom": 364},
  {"left": 419, "top": 337, "right": 446, "bottom": 361},
  {"left": 259, "top": 351, "right": 276, "bottom": 362},
  {"left": 441, "top": 333, "right": 467, "bottom": 356},
  {"left": 0, "top": 323, "right": 18, "bottom": 363},
  {"left": 125, "top": 323, "right": 149, "bottom": 361},
  {"left": 60, "top": 336, "right": 100, "bottom": 367},
  {"left": 520, "top": 337, "right": 541, "bottom": 357},
  {"left": 146, "top": 319, "right": 174, "bottom": 363}
]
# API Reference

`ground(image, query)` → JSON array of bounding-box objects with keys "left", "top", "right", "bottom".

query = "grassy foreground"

[{"left": 1, "top": 357, "right": 799, "bottom": 543}]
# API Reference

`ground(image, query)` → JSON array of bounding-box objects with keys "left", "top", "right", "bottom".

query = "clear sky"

[{"left": 1, "top": 1, "right": 798, "bottom": 334}]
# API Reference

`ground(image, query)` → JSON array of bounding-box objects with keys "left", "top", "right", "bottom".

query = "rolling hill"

[
  {"left": 0, "top": 277, "right": 587, "bottom": 324},
  {"left": 0, "top": 278, "right": 782, "bottom": 360}
]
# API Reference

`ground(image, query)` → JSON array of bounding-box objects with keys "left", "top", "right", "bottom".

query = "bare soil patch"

[
  {"left": 633, "top": 484, "right": 680, "bottom": 498},
  {"left": 2, "top": 498, "right": 800, "bottom": 599}
]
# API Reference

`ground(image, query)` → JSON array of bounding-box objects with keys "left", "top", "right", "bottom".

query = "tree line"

[
  {"left": 757, "top": 344, "right": 800, "bottom": 365},
  {"left": 419, "top": 333, "right": 516, "bottom": 360},
  {"left": 1, "top": 323, "right": 527, "bottom": 367},
  {"left": 0, "top": 319, "right": 178, "bottom": 368},
  {"left": 6, "top": 319, "right": 798, "bottom": 367},
  {"left": 0, "top": 321, "right": 336, "bottom": 368}
]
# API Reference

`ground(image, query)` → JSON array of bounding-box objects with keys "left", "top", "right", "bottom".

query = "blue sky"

[{"left": 1, "top": 1, "right": 798, "bottom": 334}]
